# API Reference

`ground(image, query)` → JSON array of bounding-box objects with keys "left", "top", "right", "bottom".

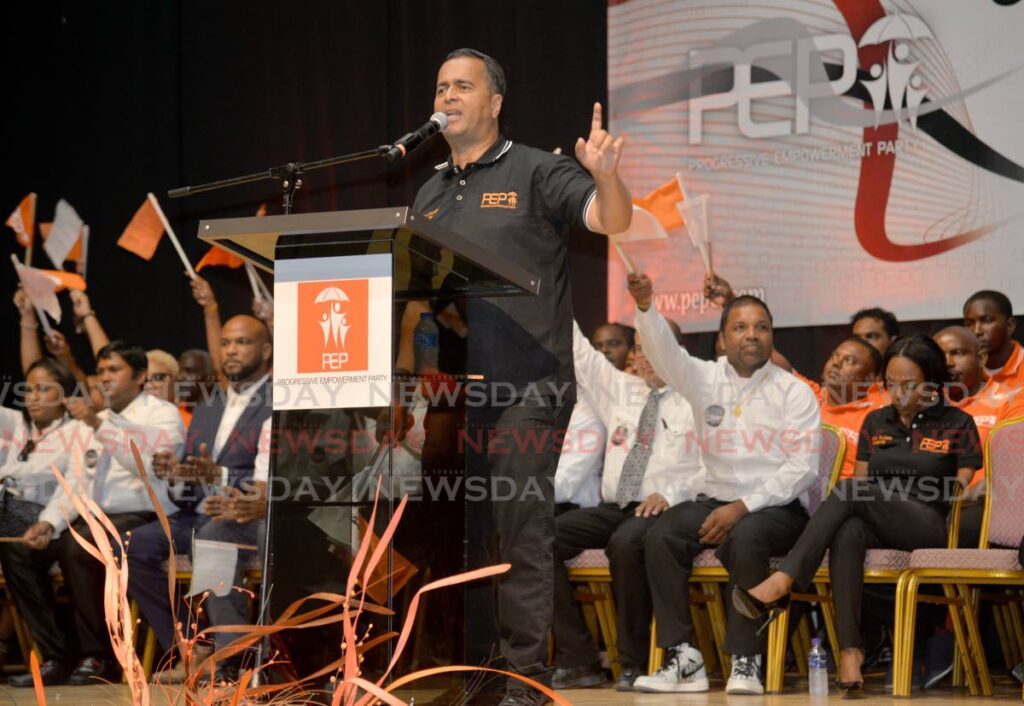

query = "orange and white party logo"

[{"left": 297, "top": 280, "right": 369, "bottom": 373}]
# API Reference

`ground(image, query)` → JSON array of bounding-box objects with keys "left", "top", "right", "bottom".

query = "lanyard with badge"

[{"left": 2, "top": 416, "right": 71, "bottom": 496}]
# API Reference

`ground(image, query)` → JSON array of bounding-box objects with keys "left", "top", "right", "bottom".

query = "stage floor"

[{"left": 0, "top": 677, "right": 1021, "bottom": 705}]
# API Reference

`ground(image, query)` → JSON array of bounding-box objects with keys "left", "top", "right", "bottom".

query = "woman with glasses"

[
  {"left": 732, "top": 335, "right": 982, "bottom": 697},
  {"left": 0, "top": 358, "right": 82, "bottom": 685}
]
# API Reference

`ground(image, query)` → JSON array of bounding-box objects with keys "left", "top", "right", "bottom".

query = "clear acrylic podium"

[{"left": 197, "top": 207, "right": 539, "bottom": 686}]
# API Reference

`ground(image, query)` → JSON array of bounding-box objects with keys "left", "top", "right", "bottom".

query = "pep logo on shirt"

[
  {"left": 871, "top": 433, "right": 893, "bottom": 447},
  {"left": 296, "top": 280, "right": 369, "bottom": 374},
  {"left": 919, "top": 437, "right": 951, "bottom": 454},
  {"left": 480, "top": 191, "right": 518, "bottom": 209}
]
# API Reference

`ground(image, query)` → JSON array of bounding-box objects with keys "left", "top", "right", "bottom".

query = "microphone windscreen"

[{"left": 430, "top": 112, "right": 449, "bottom": 131}]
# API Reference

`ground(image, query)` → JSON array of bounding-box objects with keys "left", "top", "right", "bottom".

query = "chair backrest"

[
  {"left": 807, "top": 424, "right": 845, "bottom": 516},
  {"left": 982, "top": 415, "right": 1024, "bottom": 549}
]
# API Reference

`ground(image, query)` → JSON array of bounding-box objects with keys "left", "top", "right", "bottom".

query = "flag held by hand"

[
  {"left": 117, "top": 197, "right": 165, "bottom": 260},
  {"left": 6, "top": 193, "right": 36, "bottom": 247},
  {"left": 196, "top": 245, "right": 244, "bottom": 271}
]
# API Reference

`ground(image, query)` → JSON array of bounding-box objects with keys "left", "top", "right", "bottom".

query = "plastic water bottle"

[
  {"left": 808, "top": 637, "right": 829, "bottom": 696},
  {"left": 412, "top": 312, "right": 440, "bottom": 373}
]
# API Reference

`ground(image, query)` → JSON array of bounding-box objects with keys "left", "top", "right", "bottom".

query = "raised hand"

[
  {"left": 44, "top": 330, "right": 71, "bottom": 360},
  {"left": 190, "top": 276, "right": 217, "bottom": 312},
  {"left": 575, "top": 103, "right": 626, "bottom": 179},
  {"left": 627, "top": 273, "right": 654, "bottom": 311},
  {"left": 703, "top": 273, "right": 735, "bottom": 307},
  {"left": 13, "top": 287, "right": 34, "bottom": 320},
  {"left": 69, "top": 290, "right": 93, "bottom": 319}
]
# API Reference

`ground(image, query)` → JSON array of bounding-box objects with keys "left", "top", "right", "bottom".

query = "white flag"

[
  {"left": 188, "top": 539, "right": 238, "bottom": 598},
  {"left": 43, "top": 199, "right": 84, "bottom": 267},
  {"left": 10, "top": 255, "right": 62, "bottom": 323}
]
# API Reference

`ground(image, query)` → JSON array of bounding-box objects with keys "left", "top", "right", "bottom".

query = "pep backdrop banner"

[{"left": 607, "top": 0, "right": 1024, "bottom": 330}]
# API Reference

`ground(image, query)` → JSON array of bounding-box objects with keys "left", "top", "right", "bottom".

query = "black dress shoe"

[
  {"left": 497, "top": 687, "right": 550, "bottom": 706},
  {"left": 614, "top": 665, "right": 643, "bottom": 691},
  {"left": 68, "top": 656, "right": 119, "bottom": 686},
  {"left": 731, "top": 585, "right": 792, "bottom": 634},
  {"left": 551, "top": 662, "right": 606, "bottom": 689},
  {"left": 839, "top": 680, "right": 865, "bottom": 700},
  {"left": 9, "top": 659, "right": 70, "bottom": 687}
]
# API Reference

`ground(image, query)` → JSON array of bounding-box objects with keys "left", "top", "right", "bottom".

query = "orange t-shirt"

[
  {"left": 866, "top": 381, "right": 891, "bottom": 406},
  {"left": 951, "top": 378, "right": 1024, "bottom": 487},
  {"left": 985, "top": 340, "right": 1024, "bottom": 391},
  {"left": 794, "top": 371, "right": 883, "bottom": 479}
]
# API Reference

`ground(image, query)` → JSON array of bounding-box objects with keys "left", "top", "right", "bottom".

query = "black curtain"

[
  {"left": 2, "top": 0, "right": 608, "bottom": 380},
  {"left": 3, "top": 1, "right": 1016, "bottom": 384}
]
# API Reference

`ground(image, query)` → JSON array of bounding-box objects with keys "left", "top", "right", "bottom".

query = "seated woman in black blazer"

[{"left": 733, "top": 335, "right": 982, "bottom": 696}]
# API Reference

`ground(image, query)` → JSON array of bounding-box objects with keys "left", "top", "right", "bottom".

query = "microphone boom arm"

[{"left": 167, "top": 145, "right": 392, "bottom": 213}]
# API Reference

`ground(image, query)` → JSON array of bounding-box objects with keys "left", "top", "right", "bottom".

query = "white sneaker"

[
  {"left": 726, "top": 654, "right": 764, "bottom": 695},
  {"left": 633, "top": 643, "right": 709, "bottom": 693}
]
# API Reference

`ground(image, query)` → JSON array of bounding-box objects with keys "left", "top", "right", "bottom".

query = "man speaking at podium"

[{"left": 409, "top": 48, "right": 631, "bottom": 705}]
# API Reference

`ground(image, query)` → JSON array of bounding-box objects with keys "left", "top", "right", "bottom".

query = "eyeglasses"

[{"left": 17, "top": 439, "right": 36, "bottom": 463}]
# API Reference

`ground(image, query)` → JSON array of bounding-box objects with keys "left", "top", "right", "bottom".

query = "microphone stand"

[{"left": 168, "top": 145, "right": 392, "bottom": 214}]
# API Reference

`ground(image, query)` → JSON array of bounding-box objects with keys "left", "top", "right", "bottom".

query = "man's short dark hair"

[
  {"left": 598, "top": 322, "right": 636, "bottom": 349},
  {"left": 964, "top": 290, "right": 1014, "bottom": 319},
  {"left": 850, "top": 307, "right": 900, "bottom": 338},
  {"left": 844, "top": 335, "right": 884, "bottom": 374},
  {"left": 719, "top": 295, "right": 773, "bottom": 333},
  {"left": 97, "top": 340, "right": 149, "bottom": 377},
  {"left": 445, "top": 48, "right": 507, "bottom": 97}
]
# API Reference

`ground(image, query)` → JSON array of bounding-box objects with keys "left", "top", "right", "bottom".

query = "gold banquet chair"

[
  {"left": 892, "top": 416, "right": 1024, "bottom": 697},
  {"left": 760, "top": 423, "right": 844, "bottom": 691},
  {"left": 804, "top": 478, "right": 967, "bottom": 695}
]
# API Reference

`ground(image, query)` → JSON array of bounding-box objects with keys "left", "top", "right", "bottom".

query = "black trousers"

[
  {"left": 62, "top": 512, "right": 155, "bottom": 658},
  {"left": 645, "top": 496, "right": 807, "bottom": 656},
  {"left": 0, "top": 539, "right": 68, "bottom": 663},
  {"left": 126, "top": 511, "right": 209, "bottom": 653},
  {"left": 1, "top": 511, "right": 154, "bottom": 663},
  {"left": 465, "top": 396, "right": 572, "bottom": 686},
  {"left": 553, "top": 503, "right": 658, "bottom": 669},
  {"left": 957, "top": 500, "right": 984, "bottom": 549},
  {"left": 778, "top": 479, "right": 946, "bottom": 650}
]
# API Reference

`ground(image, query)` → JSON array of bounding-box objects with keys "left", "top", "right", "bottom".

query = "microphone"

[{"left": 385, "top": 112, "right": 448, "bottom": 161}]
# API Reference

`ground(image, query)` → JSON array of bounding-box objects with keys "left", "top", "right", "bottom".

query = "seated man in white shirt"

[
  {"left": 552, "top": 320, "right": 702, "bottom": 691},
  {"left": 628, "top": 274, "right": 820, "bottom": 695},
  {"left": 13, "top": 341, "right": 185, "bottom": 686}
]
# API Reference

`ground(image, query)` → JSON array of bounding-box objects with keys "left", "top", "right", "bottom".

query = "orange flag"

[
  {"left": 117, "top": 197, "right": 164, "bottom": 260},
  {"left": 196, "top": 245, "right": 244, "bottom": 271},
  {"left": 633, "top": 177, "right": 685, "bottom": 230},
  {"left": 40, "top": 222, "right": 86, "bottom": 262},
  {"left": 40, "top": 269, "right": 87, "bottom": 292},
  {"left": 6, "top": 193, "right": 36, "bottom": 247}
]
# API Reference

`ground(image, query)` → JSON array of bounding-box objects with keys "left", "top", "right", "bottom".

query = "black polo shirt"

[
  {"left": 856, "top": 401, "right": 982, "bottom": 509},
  {"left": 413, "top": 136, "right": 596, "bottom": 394}
]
